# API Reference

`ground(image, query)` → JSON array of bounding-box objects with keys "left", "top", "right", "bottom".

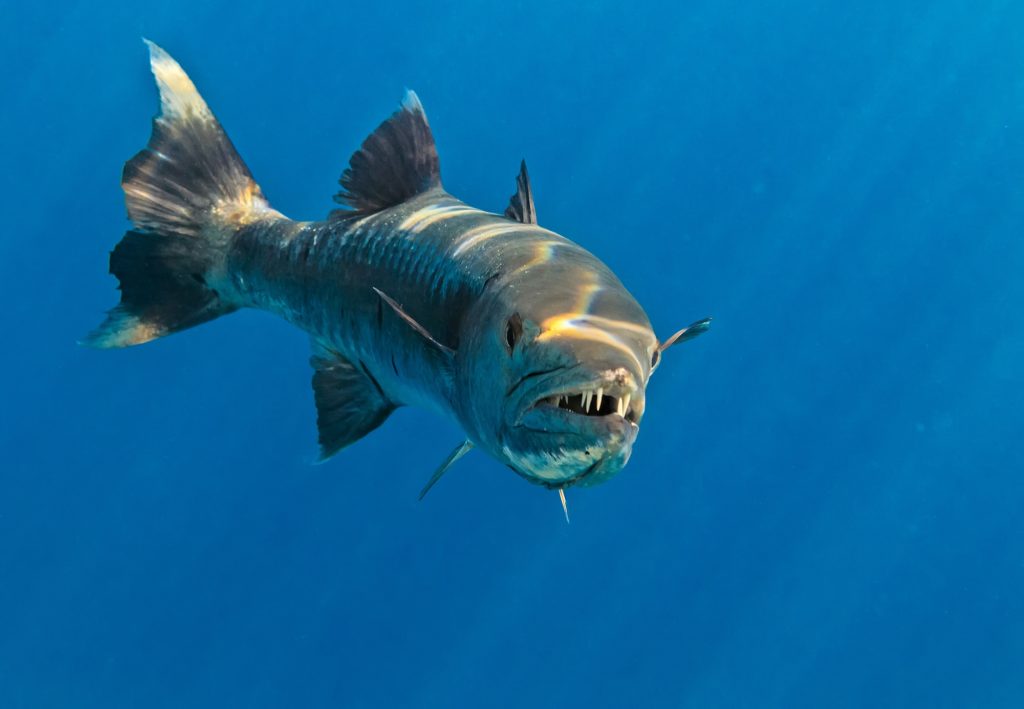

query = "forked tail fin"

[{"left": 84, "top": 40, "right": 280, "bottom": 348}]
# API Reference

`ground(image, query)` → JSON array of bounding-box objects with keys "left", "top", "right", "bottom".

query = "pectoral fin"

[
  {"left": 418, "top": 440, "right": 474, "bottom": 500},
  {"left": 373, "top": 287, "right": 455, "bottom": 358},
  {"left": 659, "top": 317, "right": 712, "bottom": 352},
  {"left": 311, "top": 342, "right": 396, "bottom": 461}
]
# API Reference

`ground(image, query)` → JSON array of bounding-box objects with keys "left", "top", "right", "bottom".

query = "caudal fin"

[{"left": 85, "top": 40, "right": 279, "bottom": 348}]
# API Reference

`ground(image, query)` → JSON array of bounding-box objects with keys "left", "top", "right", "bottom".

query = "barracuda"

[{"left": 86, "top": 42, "right": 710, "bottom": 512}]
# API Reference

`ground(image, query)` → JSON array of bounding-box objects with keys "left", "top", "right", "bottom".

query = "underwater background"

[{"left": 2, "top": 0, "right": 1023, "bottom": 706}]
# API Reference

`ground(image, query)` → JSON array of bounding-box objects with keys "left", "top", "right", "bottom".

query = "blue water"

[{"left": 2, "top": 1, "right": 1023, "bottom": 706}]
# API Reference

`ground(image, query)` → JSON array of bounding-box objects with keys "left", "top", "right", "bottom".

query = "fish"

[{"left": 85, "top": 41, "right": 710, "bottom": 507}]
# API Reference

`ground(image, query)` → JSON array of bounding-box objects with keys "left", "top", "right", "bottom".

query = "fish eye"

[{"left": 505, "top": 313, "right": 523, "bottom": 352}]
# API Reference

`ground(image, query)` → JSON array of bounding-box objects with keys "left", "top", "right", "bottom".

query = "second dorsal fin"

[
  {"left": 504, "top": 160, "right": 537, "bottom": 224},
  {"left": 331, "top": 91, "right": 441, "bottom": 218}
]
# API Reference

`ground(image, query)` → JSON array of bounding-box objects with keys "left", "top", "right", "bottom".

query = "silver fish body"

[
  {"left": 86, "top": 42, "right": 707, "bottom": 495},
  {"left": 225, "top": 187, "right": 656, "bottom": 486}
]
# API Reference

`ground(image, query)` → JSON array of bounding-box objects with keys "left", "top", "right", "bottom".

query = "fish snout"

[
  {"left": 597, "top": 367, "right": 645, "bottom": 421},
  {"left": 603, "top": 366, "right": 635, "bottom": 390}
]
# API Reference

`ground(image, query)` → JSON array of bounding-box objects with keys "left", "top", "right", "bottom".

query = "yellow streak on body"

[
  {"left": 399, "top": 205, "right": 474, "bottom": 233},
  {"left": 535, "top": 278, "right": 653, "bottom": 371},
  {"left": 537, "top": 312, "right": 646, "bottom": 372},
  {"left": 563, "top": 313, "right": 657, "bottom": 338},
  {"left": 348, "top": 214, "right": 375, "bottom": 230},
  {"left": 518, "top": 241, "right": 556, "bottom": 269},
  {"left": 452, "top": 223, "right": 551, "bottom": 257}
]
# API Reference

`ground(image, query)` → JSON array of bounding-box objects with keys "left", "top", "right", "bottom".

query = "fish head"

[{"left": 454, "top": 257, "right": 660, "bottom": 489}]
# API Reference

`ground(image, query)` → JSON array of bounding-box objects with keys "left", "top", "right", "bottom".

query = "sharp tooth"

[
  {"left": 583, "top": 390, "right": 593, "bottom": 412},
  {"left": 616, "top": 397, "right": 625, "bottom": 417},
  {"left": 596, "top": 388, "right": 603, "bottom": 411},
  {"left": 622, "top": 393, "right": 631, "bottom": 416}
]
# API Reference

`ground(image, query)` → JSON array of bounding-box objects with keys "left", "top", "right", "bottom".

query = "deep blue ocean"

[{"left": 2, "top": 1, "right": 1023, "bottom": 706}]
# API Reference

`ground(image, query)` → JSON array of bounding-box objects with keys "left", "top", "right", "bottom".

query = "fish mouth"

[
  {"left": 504, "top": 370, "right": 642, "bottom": 488},
  {"left": 527, "top": 384, "right": 640, "bottom": 423},
  {"left": 516, "top": 368, "right": 643, "bottom": 428},
  {"left": 507, "top": 378, "right": 641, "bottom": 488}
]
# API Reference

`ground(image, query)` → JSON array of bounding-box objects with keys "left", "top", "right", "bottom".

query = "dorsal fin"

[
  {"left": 331, "top": 91, "right": 441, "bottom": 218},
  {"left": 504, "top": 159, "right": 537, "bottom": 224}
]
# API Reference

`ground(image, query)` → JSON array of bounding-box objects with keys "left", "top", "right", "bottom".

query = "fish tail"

[{"left": 84, "top": 40, "right": 280, "bottom": 348}]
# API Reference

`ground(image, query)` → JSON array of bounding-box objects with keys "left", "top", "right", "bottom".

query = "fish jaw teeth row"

[{"left": 546, "top": 389, "right": 633, "bottom": 417}]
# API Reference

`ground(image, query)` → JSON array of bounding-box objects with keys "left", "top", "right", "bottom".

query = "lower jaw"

[
  {"left": 516, "top": 406, "right": 638, "bottom": 437},
  {"left": 523, "top": 458, "right": 602, "bottom": 489},
  {"left": 508, "top": 439, "right": 635, "bottom": 488},
  {"left": 503, "top": 413, "right": 638, "bottom": 487}
]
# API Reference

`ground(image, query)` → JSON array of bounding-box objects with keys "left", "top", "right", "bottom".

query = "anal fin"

[{"left": 311, "top": 343, "right": 396, "bottom": 461}]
